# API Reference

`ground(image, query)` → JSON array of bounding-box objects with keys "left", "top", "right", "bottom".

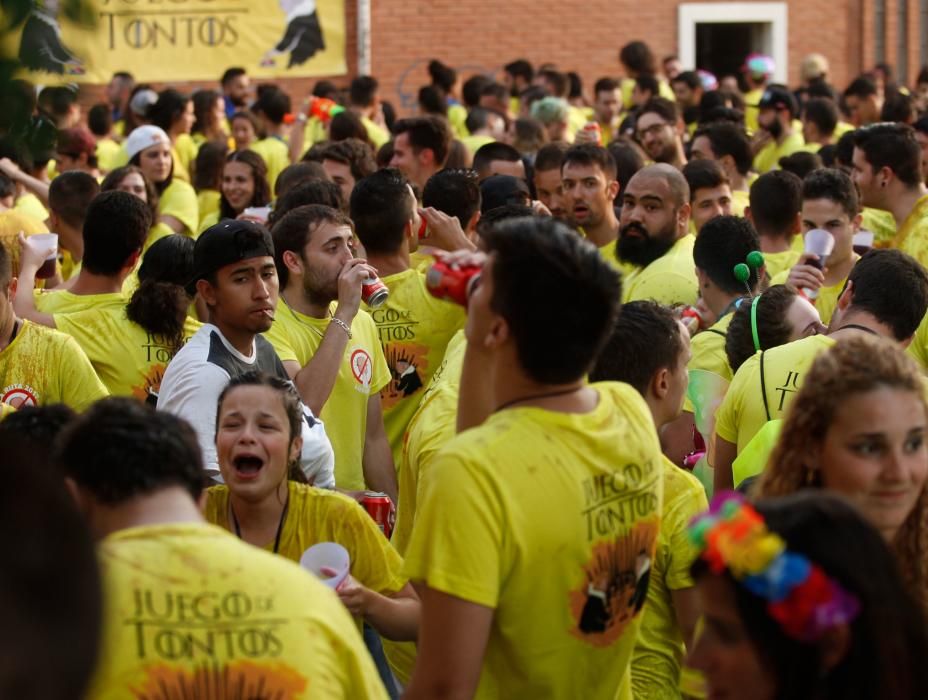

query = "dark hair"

[
  {"left": 349, "top": 168, "right": 412, "bottom": 255},
  {"left": 519, "top": 85, "right": 550, "bottom": 112},
  {"left": 635, "top": 74, "right": 660, "bottom": 97},
  {"left": 818, "top": 144, "right": 838, "bottom": 167},
  {"left": 606, "top": 139, "right": 646, "bottom": 192},
  {"left": 270, "top": 180, "right": 344, "bottom": 225},
  {"left": 594, "top": 77, "right": 619, "bottom": 94},
  {"left": 464, "top": 107, "right": 492, "bottom": 134},
  {"left": 694, "top": 216, "right": 761, "bottom": 294},
  {"left": 749, "top": 170, "right": 803, "bottom": 236},
  {"left": 217, "top": 372, "right": 304, "bottom": 449},
  {"left": 914, "top": 116, "right": 928, "bottom": 137},
  {"left": 473, "top": 141, "right": 522, "bottom": 178},
  {"left": 483, "top": 218, "right": 622, "bottom": 383},
  {"left": 219, "top": 150, "right": 271, "bottom": 220},
  {"left": 311, "top": 80, "right": 339, "bottom": 100},
  {"left": 475, "top": 204, "right": 536, "bottom": 239},
  {"left": 82, "top": 190, "right": 152, "bottom": 275},
  {"left": 48, "top": 171, "right": 100, "bottom": 229},
  {"left": 534, "top": 141, "right": 569, "bottom": 172},
  {"left": 779, "top": 151, "right": 823, "bottom": 180},
  {"left": 481, "top": 82, "right": 507, "bottom": 104},
  {"left": 193, "top": 140, "right": 228, "bottom": 192},
  {"left": 567, "top": 72, "right": 583, "bottom": 99},
  {"left": 0, "top": 436, "right": 102, "bottom": 700},
  {"left": 252, "top": 86, "right": 291, "bottom": 126},
  {"left": 619, "top": 40, "right": 656, "bottom": 75},
  {"left": 445, "top": 139, "right": 471, "bottom": 169},
  {"left": 671, "top": 70, "right": 702, "bottom": 90},
  {"left": 148, "top": 88, "right": 189, "bottom": 133},
  {"left": 393, "top": 116, "right": 452, "bottom": 166},
  {"left": 271, "top": 204, "right": 353, "bottom": 287},
  {"left": 191, "top": 89, "right": 222, "bottom": 136},
  {"left": 683, "top": 158, "right": 729, "bottom": 199},
  {"left": 422, "top": 168, "right": 481, "bottom": 228},
  {"left": 349, "top": 75, "right": 379, "bottom": 107},
  {"left": 0, "top": 404, "right": 76, "bottom": 457},
  {"left": 99, "top": 165, "right": 159, "bottom": 222},
  {"left": 802, "top": 167, "right": 859, "bottom": 219},
  {"left": 322, "top": 138, "right": 377, "bottom": 183},
  {"left": 562, "top": 143, "right": 618, "bottom": 181},
  {"left": 462, "top": 74, "right": 492, "bottom": 109},
  {"left": 691, "top": 491, "right": 928, "bottom": 700},
  {"left": 55, "top": 398, "right": 205, "bottom": 503},
  {"left": 853, "top": 122, "right": 923, "bottom": 187},
  {"left": 230, "top": 109, "right": 260, "bottom": 137},
  {"left": 806, "top": 78, "right": 838, "bottom": 101},
  {"left": 803, "top": 97, "right": 839, "bottom": 137},
  {"left": 126, "top": 235, "right": 195, "bottom": 347},
  {"left": 0, "top": 242, "right": 9, "bottom": 288},
  {"left": 590, "top": 300, "right": 683, "bottom": 393},
  {"left": 539, "top": 69, "right": 569, "bottom": 98},
  {"left": 692, "top": 122, "right": 753, "bottom": 176},
  {"left": 428, "top": 59, "right": 457, "bottom": 94},
  {"left": 0, "top": 172, "right": 14, "bottom": 201},
  {"left": 275, "top": 161, "right": 327, "bottom": 198},
  {"left": 843, "top": 75, "right": 878, "bottom": 99},
  {"left": 87, "top": 103, "right": 112, "bottom": 137},
  {"left": 882, "top": 93, "right": 916, "bottom": 123},
  {"left": 37, "top": 85, "right": 76, "bottom": 123},
  {"left": 127, "top": 150, "right": 173, "bottom": 196},
  {"left": 329, "top": 110, "right": 372, "bottom": 145},
  {"left": 726, "top": 285, "right": 801, "bottom": 371},
  {"left": 835, "top": 130, "right": 857, "bottom": 170},
  {"left": 303, "top": 140, "right": 330, "bottom": 164},
  {"left": 504, "top": 59, "right": 534, "bottom": 83},
  {"left": 639, "top": 97, "right": 679, "bottom": 125},
  {"left": 418, "top": 85, "right": 447, "bottom": 116},
  {"left": 221, "top": 67, "right": 246, "bottom": 86},
  {"left": 846, "top": 249, "right": 928, "bottom": 340}
]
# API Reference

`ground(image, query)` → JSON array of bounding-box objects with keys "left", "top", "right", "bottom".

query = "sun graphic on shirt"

[
  {"left": 129, "top": 660, "right": 307, "bottom": 699},
  {"left": 131, "top": 363, "right": 167, "bottom": 404}
]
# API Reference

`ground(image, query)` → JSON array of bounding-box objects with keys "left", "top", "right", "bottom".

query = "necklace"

[
  {"left": 495, "top": 385, "right": 584, "bottom": 413},
  {"left": 280, "top": 293, "right": 329, "bottom": 338},
  {"left": 230, "top": 492, "right": 289, "bottom": 554}
]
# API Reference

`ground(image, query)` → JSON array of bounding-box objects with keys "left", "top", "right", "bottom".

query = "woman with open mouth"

[{"left": 204, "top": 371, "right": 420, "bottom": 687}]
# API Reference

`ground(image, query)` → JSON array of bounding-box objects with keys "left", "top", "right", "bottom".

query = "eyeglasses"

[{"left": 635, "top": 121, "right": 670, "bottom": 141}]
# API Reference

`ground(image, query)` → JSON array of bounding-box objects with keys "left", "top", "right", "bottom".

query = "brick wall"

[{"left": 75, "top": 0, "right": 927, "bottom": 118}]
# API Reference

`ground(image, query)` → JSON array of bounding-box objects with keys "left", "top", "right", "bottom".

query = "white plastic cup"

[
  {"left": 242, "top": 206, "right": 272, "bottom": 224},
  {"left": 300, "top": 542, "right": 350, "bottom": 589},
  {"left": 30, "top": 233, "right": 58, "bottom": 279}
]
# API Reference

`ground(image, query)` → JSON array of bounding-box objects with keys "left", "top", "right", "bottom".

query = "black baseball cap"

[
  {"left": 480, "top": 175, "right": 531, "bottom": 214},
  {"left": 186, "top": 220, "right": 275, "bottom": 294},
  {"left": 757, "top": 85, "right": 798, "bottom": 117}
]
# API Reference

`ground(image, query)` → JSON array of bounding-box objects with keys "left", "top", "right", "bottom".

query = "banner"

[{"left": 11, "top": 0, "right": 346, "bottom": 83}]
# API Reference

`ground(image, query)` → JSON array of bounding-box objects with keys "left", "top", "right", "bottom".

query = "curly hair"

[{"left": 757, "top": 334, "right": 928, "bottom": 608}]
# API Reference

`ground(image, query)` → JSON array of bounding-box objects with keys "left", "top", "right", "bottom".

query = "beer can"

[
  {"left": 581, "top": 121, "right": 602, "bottom": 146},
  {"left": 361, "top": 275, "right": 389, "bottom": 308},
  {"left": 361, "top": 492, "right": 395, "bottom": 538},
  {"left": 425, "top": 261, "right": 481, "bottom": 306}
]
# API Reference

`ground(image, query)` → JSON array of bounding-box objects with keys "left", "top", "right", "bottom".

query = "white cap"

[
  {"left": 125, "top": 125, "right": 171, "bottom": 161},
  {"left": 128, "top": 88, "right": 158, "bottom": 117}
]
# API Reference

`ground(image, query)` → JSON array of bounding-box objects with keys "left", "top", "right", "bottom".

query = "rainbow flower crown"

[{"left": 688, "top": 492, "right": 860, "bottom": 641}]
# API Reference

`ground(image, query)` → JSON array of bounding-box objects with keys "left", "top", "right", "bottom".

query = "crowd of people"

[{"left": 4, "top": 38, "right": 928, "bottom": 699}]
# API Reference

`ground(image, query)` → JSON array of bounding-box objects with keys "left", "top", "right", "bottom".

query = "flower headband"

[{"left": 688, "top": 491, "right": 860, "bottom": 641}]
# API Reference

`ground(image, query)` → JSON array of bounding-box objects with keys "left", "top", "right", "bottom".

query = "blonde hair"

[{"left": 757, "top": 334, "right": 928, "bottom": 607}]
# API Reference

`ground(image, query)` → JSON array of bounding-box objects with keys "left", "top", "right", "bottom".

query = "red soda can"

[
  {"left": 361, "top": 274, "right": 389, "bottom": 308},
  {"left": 425, "top": 261, "right": 481, "bottom": 306},
  {"left": 362, "top": 492, "right": 395, "bottom": 538},
  {"left": 581, "top": 121, "right": 602, "bottom": 146}
]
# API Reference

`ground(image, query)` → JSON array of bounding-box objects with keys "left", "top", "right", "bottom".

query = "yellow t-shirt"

[
  {"left": 13, "top": 192, "right": 48, "bottom": 222},
  {"left": 367, "top": 268, "right": 466, "bottom": 467},
  {"left": 263, "top": 304, "right": 391, "bottom": 490},
  {"left": 0, "top": 401, "right": 14, "bottom": 418},
  {"left": 713, "top": 334, "right": 836, "bottom": 453},
  {"left": 404, "top": 381, "right": 664, "bottom": 700},
  {"left": 302, "top": 116, "right": 329, "bottom": 153},
  {"left": 752, "top": 131, "right": 806, "bottom": 174},
  {"left": 95, "top": 137, "right": 123, "bottom": 174},
  {"left": 158, "top": 179, "right": 199, "bottom": 238},
  {"left": 863, "top": 206, "right": 897, "bottom": 246},
  {"left": 888, "top": 194, "right": 928, "bottom": 269},
  {"left": 689, "top": 313, "right": 734, "bottom": 382},
  {"left": 55, "top": 305, "right": 201, "bottom": 400},
  {"left": 174, "top": 133, "right": 199, "bottom": 177},
  {"left": 730, "top": 189, "right": 749, "bottom": 217},
  {"left": 86, "top": 522, "right": 388, "bottom": 700},
  {"left": 631, "top": 456, "right": 708, "bottom": 700},
  {"left": 197, "top": 188, "right": 221, "bottom": 223},
  {"left": 907, "top": 311, "right": 928, "bottom": 371},
  {"left": 34, "top": 289, "right": 125, "bottom": 315},
  {"left": 770, "top": 259, "right": 855, "bottom": 326},
  {"left": 251, "top": 137, "right": 290, "bottom": 193},
  {"left": 205, "top": 480, "right": 415, "bottom": 682},
  {"left": 394, "top": 328, "right": 466, "bottom": 557},
  {"left": 169, "top": 145, "right": 190, "bottom": 183},
  {"left": 567, "top": 105, "right": 589, "bottom": 140},
  {"left": 448, "top": 103, "right": 469, "bottom": 140},
  {"left": 622, "top": 234, "right": 699, "bottom": 306},
  {"left": 762, "top": 247, "right": 801, "bottom": 281},
  {"left": 621, "top": 78, "right": 676, "bottom": 110},
  {"left": 0, "top": 320, "right": 107, "bottom": 410},
  {"left": 362, "top": 117, "right": 391, "bottom": 150},
  {"left": 743, "top": 88, "right": 764, "bottom": 133},
  {"left": 198, "top": 210, "right": 220, "bottom": 235},
  {"left": 0, "top": 210, "right": 49, "bottom": 276},
  {"left": 461, "top": 134, "right": 495, "bottom": 157}
]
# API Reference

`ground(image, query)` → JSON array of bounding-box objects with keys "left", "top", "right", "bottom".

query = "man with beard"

[
  {"left": 220, "top": 67, "right": 250, "bottom": 119},
  {"left": 752, "top": 85, "right": 805, "bottom": 174},
  {"left": 617, "top": 164, "right": 698, "bottom": 305},
  {"left": 265, "top": 204, "right": 397, "bottom": 502},
  {"left": 635, "top": 98, "right": 687, "bottom": 170},
  {"left": 562, "top": 144, "right": 625, "bottom": 274}
]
